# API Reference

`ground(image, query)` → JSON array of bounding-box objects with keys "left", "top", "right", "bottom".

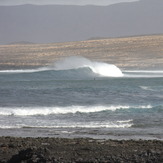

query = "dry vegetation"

[{"left": 0, "top": 35, "right": 163, "bottom": 69}]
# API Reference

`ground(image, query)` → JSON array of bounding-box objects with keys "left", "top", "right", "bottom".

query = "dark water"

[{"left": 0, "top": 58, "right": 163, "bottom": 140}]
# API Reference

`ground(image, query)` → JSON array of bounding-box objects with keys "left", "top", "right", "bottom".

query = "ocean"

[{"left": 0, "top": 57, "right": 163, "bottom": 140}]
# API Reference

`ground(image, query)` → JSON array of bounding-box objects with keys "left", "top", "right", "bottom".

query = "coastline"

[
  {"left": 0, "top": 34, "right": 163, "bottom": 70},
  {"left": 0, "top": 35, "right": 163, "bottom": 162},
  {"left": 0, "top": 137, "right": 162, "bottom": 162}
]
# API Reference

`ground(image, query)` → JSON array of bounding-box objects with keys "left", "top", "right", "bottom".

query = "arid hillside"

[{"left": 0, "top": 35, "right": 163, "bottom": 70}]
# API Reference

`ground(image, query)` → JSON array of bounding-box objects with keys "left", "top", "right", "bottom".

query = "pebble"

[{"left": 0, "top": 137, "right": 162, "bottom": 162}]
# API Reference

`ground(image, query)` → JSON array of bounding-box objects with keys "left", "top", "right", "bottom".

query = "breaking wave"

[
  {"left": 22, "top": 120, "right": 133, "bottom": 129},
  {"left": 0, "top": 105, "right": 152, "bottom": 116},
  {"left": 0, "top": 56, "right": 123, "bottom": 77},
  {"left": 52, "top": 56, "right": 123, "bottom": 77},
  {"left": 0, "top": 119, "right": 133, "bottom": 129}
]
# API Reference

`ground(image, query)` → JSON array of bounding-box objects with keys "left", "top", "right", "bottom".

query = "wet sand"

[{"left": 0, "top": 137, "right": 162, "bottom": 162}]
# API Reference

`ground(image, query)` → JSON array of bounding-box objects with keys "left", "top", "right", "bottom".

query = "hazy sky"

[{"left": 0, "top": 0, "right": 139, "bottom": 6}]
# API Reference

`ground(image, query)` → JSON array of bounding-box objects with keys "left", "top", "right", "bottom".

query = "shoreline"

[
  {"left": 0, "top": 34, "right": 163, "bottom": 70},
  {"left": 0, "top": 137, "right": 163, "bottom": 162},
  {"left": 0, "top": 35, "right": 163, "bottom": 162}
]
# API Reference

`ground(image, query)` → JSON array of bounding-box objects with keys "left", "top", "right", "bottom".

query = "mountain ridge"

[{"left": 0, "top": 0, "right": 163, "bottom": 44}]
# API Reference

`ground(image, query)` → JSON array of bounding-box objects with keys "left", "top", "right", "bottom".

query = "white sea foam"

[
  {"left": 22, "top": 122, "right": 132, "bottom": 128},
  {"left": 140, "top": 86, "right": 163, "bottom": 92},
  {"left": 0, "top": 105, "right": 152, "bottom": 116},
  {"left": 0, "top": 120, "right": 133, "bottom": 129},
  {"left": 140, "top": 86, "right": 155, "bottom": 91},
  {"left": 124, "top": 70, "right": 163, "bottom": 73},
  {"left": 123, "top": 70, "right": 163, "bottom": 78},
  {"left": 116, "top": 119, "right": 133, "bottom": 123},
  {"left": 0, "top": 125, "right": 21, "bottom": 129},
  {"left": 0, "top": 67, "right": 49, "bottom": 73}
]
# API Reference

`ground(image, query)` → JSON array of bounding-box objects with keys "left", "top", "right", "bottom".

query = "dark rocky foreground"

[{"left": 0, "top": 137, "right": 162, "bottom": 162}]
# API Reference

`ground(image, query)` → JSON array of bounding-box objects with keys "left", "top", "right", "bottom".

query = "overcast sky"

[{"left": 0, "top": 0, "right": 139, "bottom": 6}]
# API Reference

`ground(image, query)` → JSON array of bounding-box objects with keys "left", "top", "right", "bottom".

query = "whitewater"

[{"left": 0, "top": 57, "right": 163, "bottom": 139}]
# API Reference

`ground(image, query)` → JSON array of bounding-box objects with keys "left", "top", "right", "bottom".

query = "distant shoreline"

[{"left": 0, "top": 34, "right": 163, "bottom": 70}]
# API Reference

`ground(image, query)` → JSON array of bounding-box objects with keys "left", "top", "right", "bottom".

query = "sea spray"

[{"left": 52, "top": 56, "right": 124, "bottom": 77}]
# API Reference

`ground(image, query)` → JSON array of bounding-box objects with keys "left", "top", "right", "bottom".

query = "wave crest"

[
  {"left": 0, "top": 105, "right": 152, "bottom": 116},
  {"left": 52, "top": 56, "right": 123, "bottom": 77}
]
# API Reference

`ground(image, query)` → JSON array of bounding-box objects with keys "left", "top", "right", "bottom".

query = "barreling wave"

[
  {"left": 0, "top": 56, "right": 123, "bottom": 77},
  {"left": 52, "top": 56, "right": 123, "bottom": 77},
  {"left": 0, "top": 105, "right": 152, "bottom": 116}
]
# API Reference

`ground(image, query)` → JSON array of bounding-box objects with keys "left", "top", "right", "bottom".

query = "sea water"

[{"left": 0, "top": 57, "right": 163, "bottom": 140}]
